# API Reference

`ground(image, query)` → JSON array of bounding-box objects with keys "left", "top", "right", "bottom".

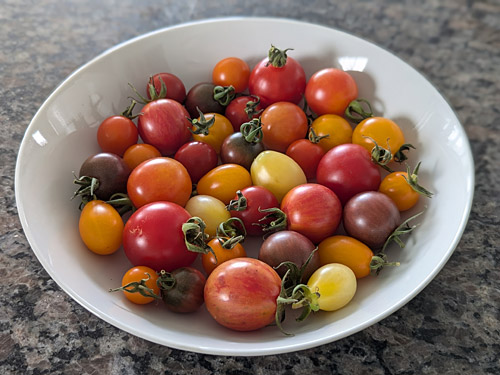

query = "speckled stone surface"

[{"left": 1, "top": 0, "right": 499, "bottom": 374}]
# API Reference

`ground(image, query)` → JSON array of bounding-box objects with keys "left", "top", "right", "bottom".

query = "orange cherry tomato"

[
  {"left": 379, "top": 171, "right": 420, "bottom": 211},
  {"left": 310, "top": 114, "right": 353, "bottom": 153},
  {"left": 192, "top": 113, "right": 234, "bottom": 154},
  {"left": 119, "top": 266, "right": 160, "bottom": 304},
  {"left": 123, "top": 143, "right": 162, "bottom": 170},
  {"left": 78, "top": 200, "right": 124, "bottom": 255},
  {"left": 202, "top": 238, "right": 247, "bottom": 275},
  {"left": 260, "top": 102, "right": 309, "bottom": 153},
  {"left": 352, "top": 117, "right": 405, "bottom": 157},
  {"left": 197, "top": 164, "right": 252, "bottom": 204},
  {"left": 127, "top": 157, "right": 192, "bottom": 208},
  {"left": 212, "top": 57, "right": 251, "bottom": 93},
  {"left": 317, "top": 235, "right": 374, "bottom": 279}
]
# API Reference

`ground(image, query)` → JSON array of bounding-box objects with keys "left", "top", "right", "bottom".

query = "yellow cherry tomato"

[
  {"left": 192, "top": 113, "right": 233, "bottom": 154},
  {"left": 379, "top": 171, "right": 420, "bottom": 211},
  {"left": 318, "top": 235, "right": 374, "bottom": 279},
  {"left": 184, "top": 195, "right": 231, "bottom": 238},
  {"left": 307, "top": 263, "right": 357, "bottom": 311},
  {"left": 197, "top": 163, "right": 252, "bottom": 205},
  {"left": 310, "top": 114, "right": 353, "bottom": 153},
  {"left": 118, "top": 266, "right": 160, "bottom": 305},
  {"left": 352, "top": 117, "right": 405, "bottom": 157},
  {"left": 250, "top": 150, "right": 307, "bottom": 203},
  {"left": 78, "top": 200, "right": 124, "bottom": 255},
  {"left": 202, "top": 238, "right": 247, "bottom": 275}
]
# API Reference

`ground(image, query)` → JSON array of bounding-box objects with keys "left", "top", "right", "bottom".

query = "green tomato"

[
  {"left": 250, "top": 150, "right": 307, "bottom": 203},
  {"left": 307, "top": 263, "right": 357, "bottom": 311},
  {"left": 184, "top": 195, "right": 231, "bottom": 238}
]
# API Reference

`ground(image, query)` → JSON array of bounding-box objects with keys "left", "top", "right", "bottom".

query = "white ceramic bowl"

[{"left": 15, "top": 17, "right": 474, "bottom": 356}]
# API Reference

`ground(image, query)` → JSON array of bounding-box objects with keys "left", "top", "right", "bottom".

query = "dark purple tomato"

[
  {"left": 174, "top": 141, "right": 218, "bottom": 183},
  {"left": 160, "top": 267, "right": 206, "bottom": 313},
  {"left": 258, "top": 230, "right": 320, "bottom": 282},
  {"left": 78, "top": 152, "right": 131, "bottom": 200},
  {"left": 343, "top": 191, "right": 401, "bottom": 250},
  {"left": 220, "top": 132, "right": 265, "bottom": 170},
  {"left": 184, "top": 82, "right": 225, "bottom": 118}
]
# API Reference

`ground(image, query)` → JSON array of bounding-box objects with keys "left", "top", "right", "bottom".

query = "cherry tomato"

[
  {"left": 137, "top": 98, "right": 191, "bottom": 156},
  {"left": 122, "top": 201, "right": 197, "bottom": 272},
  {"left": 310, "top": 114, "right": 353, "bottom": 153},
  {"left": 184, "top": 195, "right": 231, "bottom": 238},
  {"left": 258, "top": 230, "right": 320, "bottom": 282},
  {"left": 202, "top": 238, "right": 247, "bottom": 275},
  {"left": 305, "top": 68, "right": 358, "bottom": 116},
  {"left": 250, "top": 150, "right": 307, "bottom": 203},
  {"left": 78, "top": 153, "right": 131, "bottom": 201},
  {"left": 147, "top": 72, "right": 186, "bottom": 103},
  {"left": 191, "top": 113, "right": 234, "bottom": 154},
  {"left": 212, "top": 57, "right": 250, "bottom": 93},
  {"left": 379, "top": 171, "right": 420, "bottom": 211},
  {"left": 224, "top": 95, "right": 263, "bottom": 132},
  {"left": 307, "top": 263, "right": 357, "bottom": 311},
  {"left": 160, "top": 267, "right": 206, "bottom": 313},
  {"left": 316, "top": 143, "right": 381, "bottom": 205},
  {"left": 228, "top": 186, "right": 279, "bottom": 236},
  {"left": 123, "top": 143, "right": 162, "bottom": 171},
  {"left": 352, "top": 117, "right": 405, "bottom": 157},
  {"left": 280, "top": 183, "right": 342, "bottom": 244},
  {"left": 197, "top": 164, "right": 252, "bottom": 205},
  {"left": 343, "top": 191, "right": 401, "bottom": 250},
  {"left": 119, "top": 266, "right": 160, "bottom": 305},
  {"left": 174, "top": 141, "right": 218, "bottom": 183},
  {"left": 220, "top": 132, "right": 265, "bottom": 171},
  {"left": 79, "top": 200, "right": 124, "bottom": 255},
  {"left": 285, "top": 138, "right": 325, "bottom": 180},
  {"left": 248, "top": 45, "right": 306, "bottom": 108},
  {"left": 318, "top": 235, "right": 374, "bottom": 279},
  {"left": 204, "top": 258, "right": 282, "bottom": 331},
  {"left": 97, "top": 115, "right": 138, "bottom": 156},
  {"left": 127, "top": 157, "right": 192, "bottom": 208},
  {"left": 260, "top": 102, "right": 308, "bottom": 153},
  {"left": 185, "top": 82, "right": 225, "bottom": 118}
]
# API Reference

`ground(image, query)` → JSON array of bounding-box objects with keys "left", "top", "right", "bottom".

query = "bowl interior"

[{"left": 15, "top": 17, "right": 474, "bottom": 356}]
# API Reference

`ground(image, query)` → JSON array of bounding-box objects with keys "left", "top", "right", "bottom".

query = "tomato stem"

[
  {"left": 404, "top": 162, "right": 434, "bottom": 198},
  {"left": 216, "top": 217, "right": 247, "bottom": 249},
  {"left": 369, "top": 253, "right": 400, "bottom": 276},
  {"left": 244, "top": 95, "right": 263, "bottom": 118},
  {"left": 266, "top": 45, "right": 293, "bottom": 68},
  {"left": 394, "top": 143, "right": 416, "bottom": 163},
  {"left": 308, "top": 127, "right": 329, "bottom": 144},
  {"left": 381, "top": 211, "right": 424, "bottom": 253},
  {"left": 240, "top": 118, "right": 263, "bottom": 144},
  {"left": 365, "top": 136, "right": 394, "bottom": 172},
  {"left": 188, "top": 108, "right": 215, "bottom": 136},
  {"left": 182, "top": 217, "right": 214, "bottom": 257},
  {"left": 72, "top": 174, "right": 99, "bottom": 208},
  {"left": 156, "top": 270, "right": 176, "bottom": 291},
  {"left": 257, "top": 207, "right": 288, "bottom": 236},
  {"left": 120, "top": 99, "right": 141, "bottom": 120},
  {"left": 109, "top": 273, "right": 161, "bottom": 300},
  {"left": 213, "top": 85, "right": 235, "bottom": 106},
  {"left": 106, "top": 193, "right": 135, "bottom": 215},
  {"left": 345, "top": 99, "right": 373, "bottom": 123},
  {"left": 226, "top": 190, "right": 248, "bottom": 211}
]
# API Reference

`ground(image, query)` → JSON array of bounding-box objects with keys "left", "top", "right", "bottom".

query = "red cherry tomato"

[
  {"left": 212, "top": 57, "right": 250, "bottom": 93},
  {"left": 174, "top": 141, "right": 218, "bottom": 183},
  {"left": 137, "top": 98, "right": 191, "bottom": 156},
  {"left": 227, "top": 186, "right": 280, "bottom": 236},
  {"left": 281, "top": 183, "right": 342, "bottom": 244},
  {"left": 147, "top": 72, "right": 186, "bottom": 103},
  {"left": 286, "top": 138, "right": 325, "bottom": 180},
  {"left": 204, "top": 258, "right": 282, "bottom": 332},
  {"left": 97, "top": 115, "right": 138, "bottom": 156},
  {"left": 127, "top": 157, "right": 192, "bottom": 208},
  {"left": 122, "top": 201, "right": 197, "bottom": 272},
  {"left": 316, "top": 143, "right": 381, "bottom": 206},
  {"left": 224, "top": 95, "right": 263, "bottom": 132},
  {"left": 248, "top": 46, "right": 306, "bottom": 108},
  {"left": 305, "top": 68, "right": 358, "bottom": 116}
]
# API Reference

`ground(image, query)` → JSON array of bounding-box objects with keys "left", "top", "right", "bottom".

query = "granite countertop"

[{"left": 1, "top": 0, "right": 499, "bottom": 374}]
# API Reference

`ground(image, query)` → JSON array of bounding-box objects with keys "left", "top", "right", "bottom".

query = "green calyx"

[
  {"left": 266, "top": 45, "right": 293, "bottom": 68},
  {"left": 226, "top": 190, "right": 248, "bottom": 212},
  {"left": 182, "top": 217, "right": 212, "bottom": 255},
  {"left": 308, "top": 127, "right": 329, "bottom": 144},
  {"left": 156, "top": 270, "right": 176, "bottom": 292},
  {"left": 216, "top": 217, "right": 247, "bottom": 249},
  {"left": 72, "top": 174, "right": 99, "bottom": 208},
  {"left": 244, "top": 95, "right": 263, "bottom": 118},
  {"left": 381, "top": 211, "right": 424, "bottom": 254},
  {"left": 189, "top": 107, "right": 215, "bottom": 136},
  {"left": 404, "top": 162, "right": 434, "bottom": 198},
  {"left": 257, "top": 207, "right": 287, "bottom": 236},
  {"left": 240, "top": 118, "right": 263, "bottom": 144},
  {"left": 109, "top": 273, "right": 161, "bottom": 300},
  {"left": 345, "top": 99, "right": 373, "bottom": 123},
  {"left": 213, "top": 85, "right": 235, "bottom": 106},
  {"left": 106, "top": 193, "right": 135, "bottom": 216},
  {"left": 366, "top": 136, "right": 394, "bottom": 173},
  {"left": 369, "top": 253, "right": 400, "bottom": 276}
]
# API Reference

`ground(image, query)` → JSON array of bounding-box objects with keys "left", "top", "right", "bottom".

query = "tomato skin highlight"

[
  {"left": 318, "top": 235, "right": 374, "bottom": 279},
  {"left": 316, "top": 143, "right": 381, "bottom": 206},
  {"left": 305, "top": 68, "right": 358, "bottom": 116},
  {"left": 204, "top": 258, "right": 282, "bottom": 332},
  {"left": 122, "top": 201, "right": 197, "bottom": 272},
  {"left": 281, "top": 183, "right": 342, "bottom": 244},
  {"left": 79, "top": 200, "right": 124, "bottom": 255},
  {"left": 127, "top": 157, "right": 192, "bottom": 209}
]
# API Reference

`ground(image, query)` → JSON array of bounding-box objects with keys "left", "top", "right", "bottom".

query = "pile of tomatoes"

[{"left": 73, "top": 45, "right": 432, "bottom": 333}]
